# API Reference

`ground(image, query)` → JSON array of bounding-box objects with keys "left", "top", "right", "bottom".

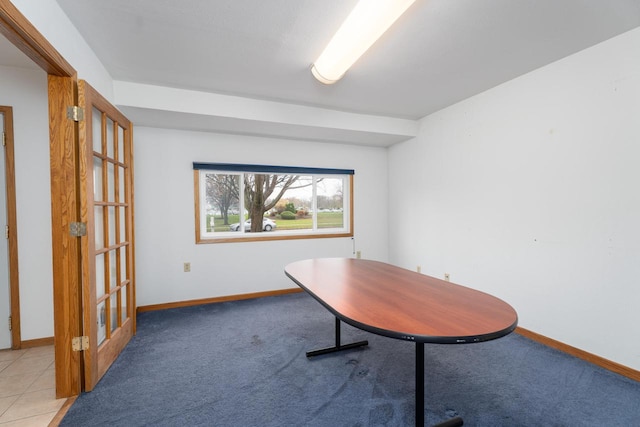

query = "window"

[{"left": 194, "top": 163, "right": 354, "bottom": 243}]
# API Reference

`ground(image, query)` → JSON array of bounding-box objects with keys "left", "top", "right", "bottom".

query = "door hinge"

[
  {"left": 72, "top": 336, "right": 89, "bottom": 351},
  {"left": 4, "top": 225, "right": 8, "bottom": 239},
  {"left": 70, "top": 222, "right": 87, "bottom": 237},
  {"left": 8, "top": 316, "right": 11, "bottom": 331},
  {"left": 2, "top": 131, "right": 5, "bottom": 147},
  {"left": 67, "top": 106, "right": 85, "bottom": 122}
]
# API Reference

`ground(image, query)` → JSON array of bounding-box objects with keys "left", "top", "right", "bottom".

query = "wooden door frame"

[
  {"left": 0, "top": 0, "right": 82, "bottom": 398},
  {"left": 0, "top": 105, "right": 21, "bottom": 349}
]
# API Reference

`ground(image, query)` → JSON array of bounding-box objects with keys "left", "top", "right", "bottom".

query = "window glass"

[
  {"left": 317, "top": 177, "right": 344, "bottom": 229},
  {"left": 196, "top": 166, "right": 352, "bottom": 243},
  {"left": 262, "top": 174, "right": 313, "bottom": 233},
  {"left": 204, "top": 173, "right": 241, "bottom": 233}
]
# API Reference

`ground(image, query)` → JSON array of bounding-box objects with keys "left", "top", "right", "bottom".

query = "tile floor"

[{"left": 0, "top": 346, "right": 67, "bottom": 426}]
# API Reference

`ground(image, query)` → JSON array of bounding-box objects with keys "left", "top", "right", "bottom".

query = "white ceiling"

[{"left": 3, "top": 1, "right": 640, "bottom": 144}]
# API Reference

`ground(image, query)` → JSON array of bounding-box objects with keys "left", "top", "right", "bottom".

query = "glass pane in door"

[
  {"left": 95, "top": 254, "right": 105, "bottom": 299},
  {"left": 110, "top": 293, "right": 118, "bottom": 332},
  {"left": 119, "top": 246, "right": 126, "bottom": 283},
  {"left": 109, "top": 250, "right": 117, "bottom": 290},
  {"left": 119, "top": 207, "right": 126, "bottom": 244},
  {"left": 118, "top": 167, "right": 125, "bottom": 204},
  {"left": 92, "top": 107, "right": 102, "bottom": 153},
  {"left": 97, "top": 300, "right": 106, "bottom": 345},
  {"left": 120, "top": 284, "right": 128, "bottom": 324},
  {"left": 93, "top": 157, "right": 103, "bottom": 201},
  {"left": 117, "top": 125, "right": 124, "bottom": 163},
  {"left": 107, "top": 162, "right": 115, "bottom": 203},
  {"left": 106, "top": 118, "right": 114, "bottom": 159},
  {"left": 108, "top": 207, "right": 116, "bottom": 247},
  {"left": 94, "top": 207, "right": 104, "bottom": 250}
]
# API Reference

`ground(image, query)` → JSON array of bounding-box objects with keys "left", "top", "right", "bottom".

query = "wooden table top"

[{"left": 285, "top": 258, "right": 518, "bottom": 344}]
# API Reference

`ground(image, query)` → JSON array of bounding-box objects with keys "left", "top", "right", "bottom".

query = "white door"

[{"left": 0, "top": 112, "right": 10, "bottom": 349}]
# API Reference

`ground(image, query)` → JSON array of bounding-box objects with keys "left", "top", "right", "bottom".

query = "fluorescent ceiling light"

[{"left": 311, "top": 0, "right": 416, "bottom": 85}]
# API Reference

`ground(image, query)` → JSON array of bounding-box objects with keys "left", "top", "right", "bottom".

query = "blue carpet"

[{"left": 60, "top": 292, "right": 640, "bottom": 426}]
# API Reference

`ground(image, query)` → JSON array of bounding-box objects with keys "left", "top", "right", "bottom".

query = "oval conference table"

[{"left": 285, "top": 258, "right": 518, "bottom": 427}]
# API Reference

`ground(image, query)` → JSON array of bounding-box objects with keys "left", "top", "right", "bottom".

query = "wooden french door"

[{"left": 78, "top": 80, "right": 135, "bottom": 391}]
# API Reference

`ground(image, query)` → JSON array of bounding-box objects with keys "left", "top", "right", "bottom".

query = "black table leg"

[
  {"left": 418, "top": 343, "right": 464, "bottom": 427},
  {"left": 306, "top": 317, "right": 369, "bottom": 357},
  {"left": 416, "top": 342, "right": 424, "bottom": 426}
]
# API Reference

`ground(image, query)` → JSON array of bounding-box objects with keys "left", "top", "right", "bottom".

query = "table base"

[
  {"left": 306, "top": 317, "right": 369, "bottom": 358},
  {"left": 306, "top": 320, "right": 464, "bottom": 427}
]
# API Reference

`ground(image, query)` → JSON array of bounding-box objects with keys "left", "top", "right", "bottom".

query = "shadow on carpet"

[{"left": 60, "top": 293, "right": 640, "bottom": 426}]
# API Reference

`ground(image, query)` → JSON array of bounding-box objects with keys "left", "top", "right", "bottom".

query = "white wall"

[
  {"left": 0, "top": 65, "right": 53, "bottom": 340},
  {"left": 134, "top": 127, "right": 388, "bottom": 306},
  {"left": 12, "top": 0, "right": 114, "bottom": 100},
  {"left": 389, "top": 28, "right": 640, "bottom": 370}
]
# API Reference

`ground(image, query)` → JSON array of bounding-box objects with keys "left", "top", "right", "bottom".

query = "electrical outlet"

[
  {"left": 184, "top": 262, "right": 191, "bottom": 272},
  {"left": 417, "top": 266, "right": 421, "bottom": 274},
  {"left": 444, "top": 273, "right": 450, "bottom": 282},
  {"left": 356, "top": 251, "right": 361, "bottom": 259}
]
